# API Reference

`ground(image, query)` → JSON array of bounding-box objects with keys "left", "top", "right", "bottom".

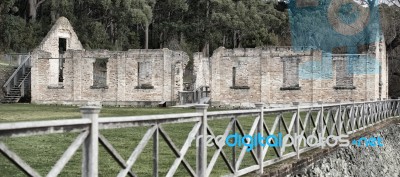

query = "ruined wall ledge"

[
  {"left": 333, "top": 86, "right": 357, "bottom": 90},
  {"left": 280, "top": 86, "right": 301, "bottom": 91},
  {"left": 90, "top": 86, "right": 109, "bottom": 89},
  {"left": 47, "top": 86, "right": 64, "bottom": 89},
  {"left": 135, "top": 85, "right": 155, "bottom": 89},
  {"left": 230, "top": 86, "right": 250, "bottom": 90}
]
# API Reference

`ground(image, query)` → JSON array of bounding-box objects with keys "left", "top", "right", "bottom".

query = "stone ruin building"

[
  {"left": 194, "top": 44, "right": 388, "bottom": 107},
  {"left": 31, "top": 17, "right": 188, "bottom": 106},
  {"left": 26, "top": 17, "right": 388, "bottom": 107}
]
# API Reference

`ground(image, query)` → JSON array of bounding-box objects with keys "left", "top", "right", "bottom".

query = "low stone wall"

[
  {"left": 299, "top": 123, "right": 400, "bottom": 177},
  {"left": 261, "top": 118, "right": 400, "bottom": 177}
]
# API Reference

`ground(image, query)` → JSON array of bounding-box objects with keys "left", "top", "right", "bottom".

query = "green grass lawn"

[
  {"left": 0, "top": 104, "right": 321, "bottom": 177},
  {"left": 0, "top": 104, "right": 197, "bottom": 122}
]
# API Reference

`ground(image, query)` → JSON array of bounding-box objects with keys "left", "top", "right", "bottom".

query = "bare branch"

[{"left": 36, "top": 0, "right": 46, "bottom": 9}]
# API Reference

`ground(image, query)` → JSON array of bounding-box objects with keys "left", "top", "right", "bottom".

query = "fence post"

[
  {"left": 382, "top": 98, "right": 385, "bottom": 120},
  {"left": 198, "top": 90, "right": 201, "bottom": 103},
  {"left": 361, "top": 99, "right": 365, "bottom": 129},
  {"left": 179, "top": 92, "right": 183, "bottom": 105},
  {"left": 195, "top": 104, "right": 208, "bottom": 177},
  {"left": 6, "top": 54, "right": 10, "bottom": 65},
  {"left": 350, "top": 100, "right": 355, "bottom": 132},
  {"left": 390, "top": 99, "right": 394, "bottom": 117},
  {"left": 293, "top": 102, "right": 300, "bottom": 159},
  {"left": 192, "top": 91, "right": 195, "bottom": 104},
  {"left": 370, "top": 99, "right": 375, "bottom": 125},
  {"left": 18, "top": 55, "right": 21, "bottom": 66},
  {"left": 334, "top": 100, "right": 341, "bottom": 135},
  {"left": 398, "top": 98, "right": 400, "bottom": 116},
  {"left": 383, "top": 98, "right": 387, "bottom": 120},
  {"left": 381, "top": 98, "right": 384, "bottom": 121},
  {"left": 153, "top": 123, "right": 159, "bottom": 177},
  {"left": 80, "top": 105, "right": 101, "bottom": 177},
  {"left": 22, "top": 62, "right": 26, "bottom": 75},
  {"left": 6, "top": 84, "right": 10, "bottom": 95},
  {"left": 27, "top": 53, "right": 32, "bottom": 67},
  {"left": 255, "top": 103, "right": 264, "bottom": 175},
  {"left": 317, "top": 101, "right": 324, "bottom": 139},
  {"left": 21, "top": 81, "right": 25, "bottom": 97},
  {"left": 13, "top": 74, "right": 17, "bottom": 88}
]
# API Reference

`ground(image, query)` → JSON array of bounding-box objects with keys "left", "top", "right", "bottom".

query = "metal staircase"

[{"left": 1, "top": 54, "right": 31, "bottom": 103}]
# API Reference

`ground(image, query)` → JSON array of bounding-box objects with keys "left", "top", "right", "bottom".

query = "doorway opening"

[{"left": 58, "top": 38, "right": 67, "bottom": 83}]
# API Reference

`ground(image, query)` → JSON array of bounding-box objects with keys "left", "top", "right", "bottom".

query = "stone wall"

[
  {"left": 30, "top": 49, "right": 189, "bottom": 106},
  {"left": 193, "top": 53, "right": 211, "bottom": 89},
  {"left": 261, "top": 118, "right": 400, "bottom": 177},
  {"left": 29, "top": 16, "right": 389, "bottom": 107},
  {"left": 293, "top": 121, "right": 400, "bottom": 177},
  {"left": 208, "top": 46, "right": 388, "bottom": 107},
  {"left": 35, "top": 17, "right": 83, "bottom": 86}
]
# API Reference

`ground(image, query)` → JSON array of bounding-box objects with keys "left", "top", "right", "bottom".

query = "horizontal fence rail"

[
  {"left": 0, "top": 100, "right": 399, "bottom": 177},
  {"left": 1, "top": 53, "right": 30, "bottom": 67}
]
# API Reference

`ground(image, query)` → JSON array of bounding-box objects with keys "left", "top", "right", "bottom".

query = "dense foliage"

[{"left": 0, "top": 0, "right": 289, "bottom": 55}]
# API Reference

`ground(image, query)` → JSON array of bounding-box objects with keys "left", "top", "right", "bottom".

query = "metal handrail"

[
  {"left": 3, "top": 55, "right": 31, "bottom": 89},
  {"left": 5, "top": 53, "right": 30, "bottom": 55},
  {"left": 18, "top": 71, "right": 31, "bottom": 87}
]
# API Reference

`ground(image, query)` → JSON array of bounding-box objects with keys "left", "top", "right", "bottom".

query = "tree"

[
  {"left": 152, "top": 0, "right": 189, "bottom": 49},
  {"left": 28, "top": 0, "right": 46, "bottom": 23},
  {"left": 381, "top": 5, "right": 400, "bottom": 53}
]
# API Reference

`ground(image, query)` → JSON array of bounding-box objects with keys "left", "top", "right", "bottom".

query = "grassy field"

[
  {"left": 0, "top": 104, "right": 322, "bottom": 177},
  {"left": 0, "top": 104, "right": 197, "bottom": 122}
]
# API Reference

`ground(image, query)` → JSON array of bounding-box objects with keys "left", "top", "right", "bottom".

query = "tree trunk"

[
  {"left": 388, "top": 35, "right": 400, "bottom": 53},
  {"left": 233, "top": 30, "right": 237, "bottom": 48},
  {"left": 202, "top": 42, "right": 209, "bottom": 57},
  {"left": 28, "top": 0, "right": 46, "bottom": 23},
  {"left": 222, "top": 35, "right": 226, "bottom": 47},
  {"left": 238, "top": 31, "right": 242, "bottom": 48},
  {"left": 50, "top": 10, "right": 56, "bottom": 22},
  {"left": 28, "top": 0, "right": 37, "bottom": 23},
  {"left": 159, "top": 32, "right": 164, "bottom": 49},
  {"left": 110, "top": 21, "right": 115, "bottom": 44},
  {"left": 145, "top": 22, "right": 149, "bottom": 49},
  {"left": 50, "top": 0, "right": 58, "bottom": 22},
  {"left": 0, "top": 3, "right": 4, "bottom": 14},
  {"left": 204, "top": 0, "right": 210, "bottom": 56},
  {"left": 0, "top": 4, "right": 3, "bottom": 23}
]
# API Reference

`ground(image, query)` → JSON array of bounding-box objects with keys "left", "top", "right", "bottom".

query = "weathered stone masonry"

[
  {"left": 30, "top": 17, "right": 189, "bottom": 106},
  {"left": 29, "top": 17, "right": 388, "bottom": 107},
  {"left": 31, "top": 49, "right": 188, "bottom": 106},
  {"left": 203, "top": 45, "right": 388, "bottom": 107},
  {"left": 35, "top": 17, "right": 84, "bottom": 86}
]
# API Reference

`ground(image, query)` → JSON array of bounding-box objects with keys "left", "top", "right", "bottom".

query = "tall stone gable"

[
  {"left": 34, "top": 17, "right": 83, "bottom": 86},
  {"left": 36, "top": 17, "right": 83, "bottom": 58}
]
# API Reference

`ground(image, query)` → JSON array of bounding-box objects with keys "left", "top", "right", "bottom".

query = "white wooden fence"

[{"left": 0, "top": 99, "right": 399, "bottom": 177}]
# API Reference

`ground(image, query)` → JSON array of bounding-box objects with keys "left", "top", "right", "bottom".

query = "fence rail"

[
  {"left": 0, "top": 100, "right": 399, "bottom": 177},
  {"left": 1, "top": 53, "right": 30, "bottom": 67}
]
